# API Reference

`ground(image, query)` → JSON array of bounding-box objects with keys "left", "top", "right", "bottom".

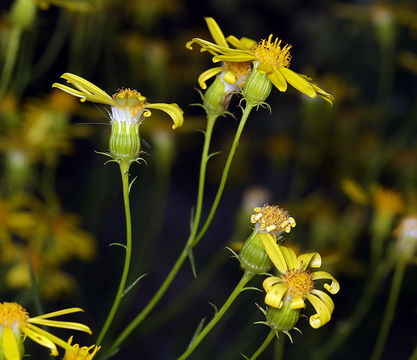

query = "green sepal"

[
  {"left": 239, "top": 230, "right": 273, "bottom": 274},
  {"left": 242, "top": 67, "right": 272, "bottom": 106},
  {"left": 266, "top": 301, "right": 301, "bottom": 333}
]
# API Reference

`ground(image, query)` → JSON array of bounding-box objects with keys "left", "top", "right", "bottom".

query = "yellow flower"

[
  {"left": 0, "top": 302, "right": 92, "bottom": 359},
  {"left": 261, "top": 236, "right": 339, "bottom": 328},
  {"left": 187, "top": 24, "right": 334, "bottom": 105},
  {"left": 187, "top": 17, "right": 253, "bottom": 91},
  {"left": 63, "top": 337, "right": 100, "bottom": 360},
  {"left": 52, "top": 73, "right": 183, "bottom": 130}
]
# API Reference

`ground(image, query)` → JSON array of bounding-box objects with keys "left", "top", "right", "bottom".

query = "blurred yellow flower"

[
  {"left": 187, "top": 22, "right": 333, "bottom": 104},
  {"left": 63, "top": 337, "right": 100, "bottom": 360},
  {"left": 261, "top": 236, "right": 339, "bottom": 328},
  {"left": 0, "top": 302, "right": 91, "bottom": 359}
]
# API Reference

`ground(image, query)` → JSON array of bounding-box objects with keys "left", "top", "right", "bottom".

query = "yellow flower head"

[
  {"left": 250, "top": 205, "right": 296, "bottom": 236},
  {"left": 187, "top": 17, "right": 254, "bottom": 91},
  {"left": 52, "top": 73, "right": 183, "bottom": 130},
  {"left": 63, "top": 337, "right": 100, "bottom": 360},
  {"left": 187, "top": 21, "right": 334, "bottom": 105},
  {"left": 0, "top": 302, "right": 92, "bottom": 359},
  {"left": 261, "top": 239, "right": 340, "bottom": 329}
]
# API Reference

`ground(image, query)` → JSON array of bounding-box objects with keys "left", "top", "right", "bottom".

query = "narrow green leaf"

[
  {"left": 188, "top": 318, "right": 206, "bottom": 348},
  {"left": 109, "top": 243, "right": 126, "bottom": 249},
  {"left": 128, "top": 176, "right": 137, "bottom": 194},
  {"left": 187, "top": 247, "right": 197, "bottom": 278},
  {"left": 122, "top": 273, "right": 148, "bottom": 297},
  {"left": 241, "top": 286, "right": 262, "bottom": 293},
  {"left": 208, "top": 302, "right": 218, "bottom": 315},
  {"left": 207, "top": 151, "right": 221, "bottom": 161}
]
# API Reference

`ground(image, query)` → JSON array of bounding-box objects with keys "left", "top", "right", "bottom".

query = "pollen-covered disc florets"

[
  {"left": 251, "top": 205, "right": 296, "bottom": 236},
  {"left": 282, "top": 268, "right": 314, "bottom": 300},
  {"left": 0, "top": 302, "right": 28, "bottom": 331},
  {"left": 222, "top": 61, "right": 252, "bottom": 88}
]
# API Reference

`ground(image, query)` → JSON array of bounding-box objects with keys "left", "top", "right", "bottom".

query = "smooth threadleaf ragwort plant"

[{"left": 0, "top": 15, "right": 339, "bottom": 360}]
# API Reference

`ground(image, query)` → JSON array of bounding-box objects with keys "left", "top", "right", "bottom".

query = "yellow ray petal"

[
  {"left": 225, "top": 35, "right": 250, "bottom": 50},
  {"left": 2, "top": 327, "right": 20, "bottom": 360},
  {"left": 60, "top": 73, "right": 113, "bottom": 100},
  {"left": 30, "top": 307, "right": 84, "bottom": 320},
  {"left": 28, "top": 318, "right": 92, "bottom": 335},
  {"left": 212, "top": 53, "right": 255, "bottom": 63},
  {"left": 258, "top": 233, "right": 287, "bottom": 273},
  {"left": 279, "top": 67, "right": 316, "bottom": 98},
  {"left": 22, "top": 325, "right": 59, "bottom": 356},
  {"left": 268, "top": 68, "right": 287, "bottom": 92},
  {"left": 263, "top": 276, "right": 282, "bottom": 292},
  {"left": 264, "top": 283, "right": 287, "bottom": 309},
  {"left": 23, "top": 323, "right": 73, "bottom": 353},
  {"left": 312, "top": 271, "right": 340, "bottom": 294},
  {"left": 239, "top": 37, "right": 257, "bottom": 50},
  {"left": 278, "top": 245, "right": 297, "bottom": 269},
  {"left": 311, "top": 289, "right": 335, "bottom": 312},
  {"left": 205, "top": 17, "right": 228, "bottom": 48},
  {"left": 306, "top": 292, "right": 333, "bottom": 328},
  {"left": 311, "top": 83, "right": 334, "bottom": 105},
  {"left": 145, "top": 103, "right": 184, "bottom": 129},
  {"left": 197, "top": 67, "right": 225, "bottom": 89},
  {"left": 297, "top": 252, "right": 321, "bottom": 270},
  {"left": 290, "top": 296, "right": 306, "bottom": 310}
]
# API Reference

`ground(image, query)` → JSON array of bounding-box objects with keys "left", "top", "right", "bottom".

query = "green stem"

[
  {"left": 250, "top": 330, "right": 275, "bottom": 360},
  {"left": 107, "top": 103, "right": 254, "bottom": 355},
  {"left": 177, "top": 271, "right": 254, "bottom": 360},
  {"left": 314, "top": 262, "right": 391, "bottom": 360},
  {"left": 96, "top": 160, "right": 133, "bottom": 346},
  {"left": 108, "top": 115, "right": 217, "bottom": 353},
  {"left": 273, "top": 333, "right": 284, "bottom": 360},
  {"left": 370, "top": 259, "right": 406, "bottom": 360},
  {"left": 189, "top": 114, "right": 217, "bottom": 240},
  {"left": 193, "top": 101, "right": 254, "bottom": 246},
  {"left": 0, "top": 26, "right": 22, "bottom": 98}
]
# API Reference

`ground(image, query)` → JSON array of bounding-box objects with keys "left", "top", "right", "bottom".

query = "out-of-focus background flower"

[{"left": 0, "top": 0, "right": 416, "bottom": 359}]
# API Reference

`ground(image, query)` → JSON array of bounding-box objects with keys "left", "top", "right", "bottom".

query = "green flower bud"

[
  {"left": 203, "top": 76, "right": 233, "bottom": 117},
  {"left": 239, "top": 230, "right": 272, "bottom": 274},
  {"left": 266, "top": 301, "right": 301, "bottom": 332},
  {"left": 10, "top": 0, "right": 36, "bottom": 30},
  {"left": 242, "top": 66, "right": 272, "bottom": 105},
  {"left": 109, "top": 120, "right": 141, "bottom": 161}
]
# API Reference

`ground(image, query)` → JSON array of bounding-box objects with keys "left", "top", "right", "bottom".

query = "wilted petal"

[
  {"left": 312, "top": 271, "right": 340, "bottom": 294},
  {"left": 297, "top": 252, "right": 321, "bottom": 270},
  {"left": 146, "top": 103, "right": 184, "bottom": 129},
  {"left": 197, "top": 67, "right": 225, "bottom": 89},
  {"left": 264, "top": 283, "right": 287, "bottom": 308}
]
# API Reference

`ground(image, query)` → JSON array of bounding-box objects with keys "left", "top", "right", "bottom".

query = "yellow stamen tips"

[
  {"left": 64, "top": 337, "right": 100, "bottom": 360},
  {"left": 251, "top": 205, "right": 296, "bottom": 235},
  {"left": 252, "top": 35, "right": 292, "bottom": 72},
  {"left": 112, "top": 88, "right": 147, "bottom": 118},
  {"left": 282, "top": 268, "right": 314, "bottom": 301},
  {"left": 0, "top": 302, "right": 28, "bottom": 329}
]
